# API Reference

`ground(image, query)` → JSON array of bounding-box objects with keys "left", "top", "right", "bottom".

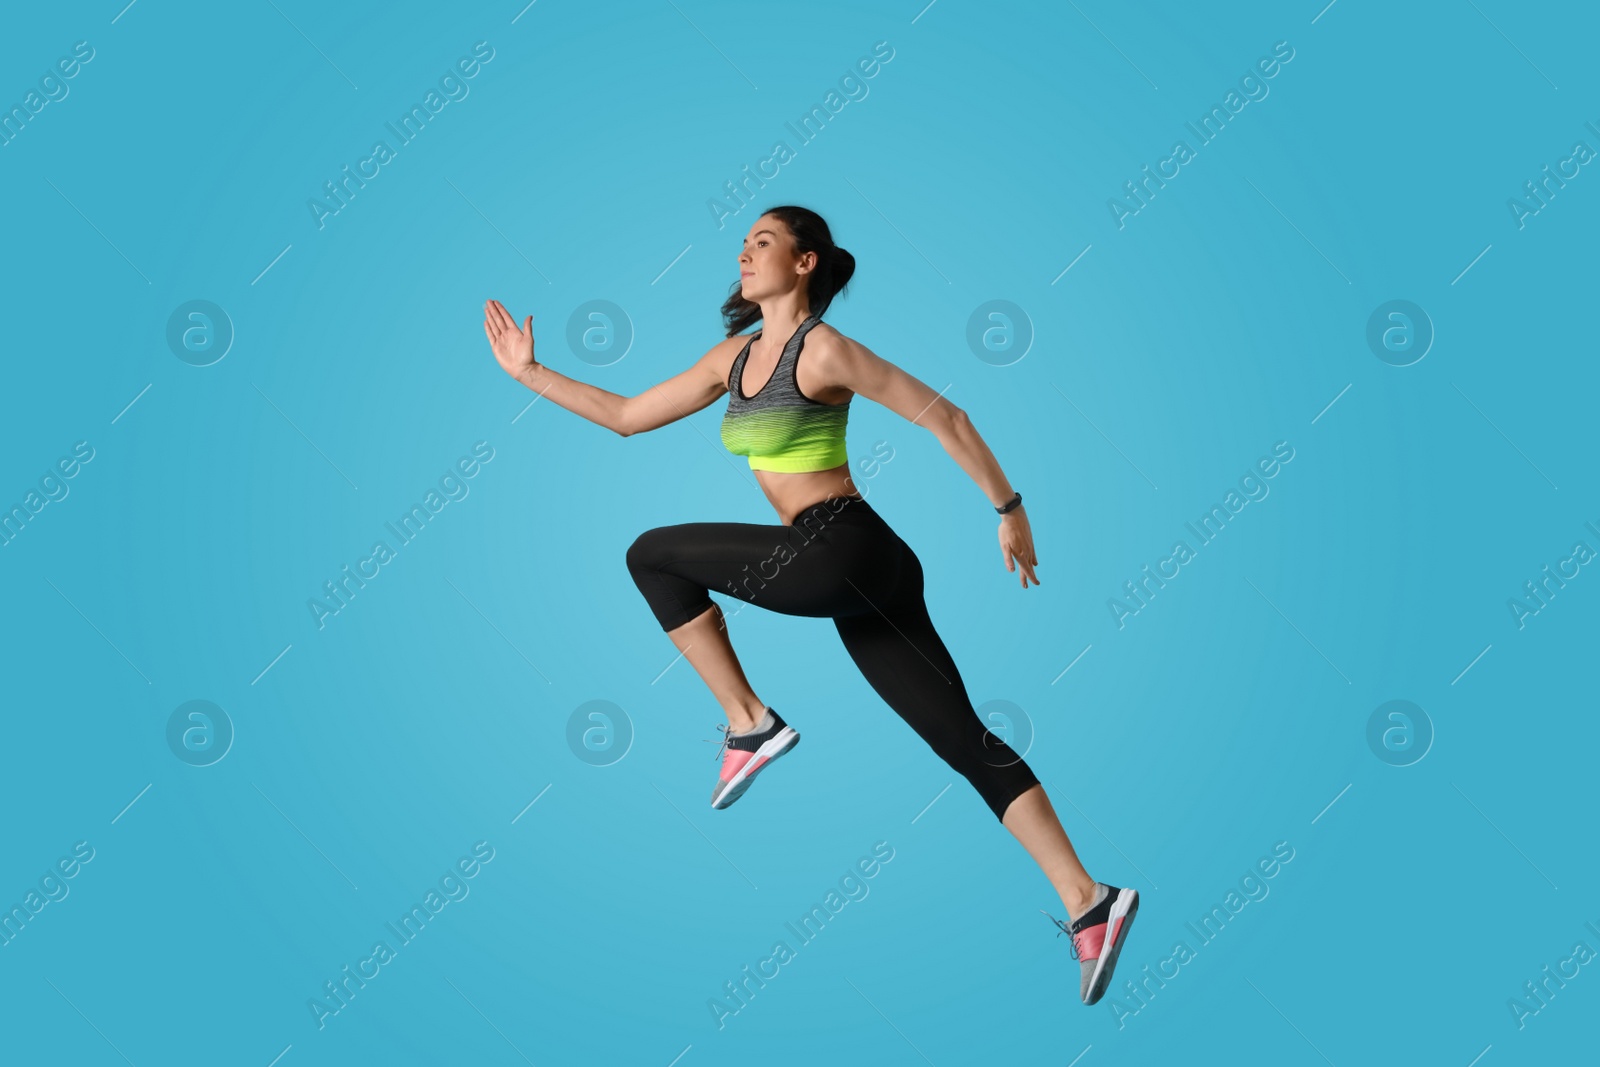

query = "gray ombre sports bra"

[{"left": 720, "top": 314, "right": 851, "bottom": 473}]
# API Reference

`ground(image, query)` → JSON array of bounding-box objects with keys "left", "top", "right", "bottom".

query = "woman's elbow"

[
  {"left": 931, "top": 403, "right": 969, "bottom": 437},
  {"left": 613, "top": 399, "right": 638, "bottom": 437}
]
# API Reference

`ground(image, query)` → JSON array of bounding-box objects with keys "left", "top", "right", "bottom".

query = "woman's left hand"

[{"left": 999, "top": 508, "right": 1041, "bottom": 588}]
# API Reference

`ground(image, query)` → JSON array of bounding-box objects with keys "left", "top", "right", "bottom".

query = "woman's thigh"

[{"left": 629, "top": 513, "right": 903, "bottom": 621}]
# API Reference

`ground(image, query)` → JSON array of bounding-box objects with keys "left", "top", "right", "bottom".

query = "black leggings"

[{"left": 625, "top": 493, "right": 1040, "bottom": 821}]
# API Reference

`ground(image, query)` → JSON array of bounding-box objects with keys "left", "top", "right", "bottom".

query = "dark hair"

[{"left": 721, "top": 205, "right": 856, "bottom": 337}]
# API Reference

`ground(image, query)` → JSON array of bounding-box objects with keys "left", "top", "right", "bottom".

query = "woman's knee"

[
  {"left": 625, "top": 526, "right": 671, "bottom": 578},
  {"left": 918, "top": 721, "right": 1039, "bottom": 817},
  {"left": 956, "top": 748, "right": 1040, "bottom": 821}
]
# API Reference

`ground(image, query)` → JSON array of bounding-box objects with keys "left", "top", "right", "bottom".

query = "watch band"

[{"left": 995, "top": 491, "right": 1022, "bottom": 515}]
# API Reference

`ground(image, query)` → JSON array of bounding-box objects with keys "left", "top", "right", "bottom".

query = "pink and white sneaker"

[
  {"left": 1043, "top": 882, "right": 1140, "bottom": 1005},
  {"left": 709, "top": 708, "right": 800, "bottom": 809}
]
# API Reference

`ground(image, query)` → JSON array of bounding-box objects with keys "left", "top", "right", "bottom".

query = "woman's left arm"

[{"left": 821, "top": 333, "right": 1041, "bottom": 588}]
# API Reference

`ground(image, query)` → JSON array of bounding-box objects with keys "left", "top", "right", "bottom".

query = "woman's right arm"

[{"left": 484, "top": 300, "right": 731, "bottom": 437}]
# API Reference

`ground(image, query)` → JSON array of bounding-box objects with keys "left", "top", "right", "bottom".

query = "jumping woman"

[{"left": 481, "top": 204, "right": 1137, "bottom": 1005}]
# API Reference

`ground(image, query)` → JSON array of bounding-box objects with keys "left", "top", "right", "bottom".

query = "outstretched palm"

[{"left": 483, "top": 299, "right": 536, "bottom": 382}]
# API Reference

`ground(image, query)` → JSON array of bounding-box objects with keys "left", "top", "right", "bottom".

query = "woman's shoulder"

[
  {"left": 805, "top": 320, "right": 855, "bottom": 358},
  {"left": 809, "top": 318, "right": 846, "bottom": 341},
  {"left": 716, "top": 330, "right": 759, "bottom": 363}
]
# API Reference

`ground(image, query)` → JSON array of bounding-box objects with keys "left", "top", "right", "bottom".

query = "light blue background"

[{"left": 1, "top": 1, "right": 1595, "bottom": 1064}]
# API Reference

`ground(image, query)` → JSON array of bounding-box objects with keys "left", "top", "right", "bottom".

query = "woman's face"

[{"left": 739, "top": 216, "right": 814, "bottom": 301}]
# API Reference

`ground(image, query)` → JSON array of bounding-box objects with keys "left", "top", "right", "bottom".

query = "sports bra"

[{"left": 720, "top": 313, "right": 851, "bottom": 473}]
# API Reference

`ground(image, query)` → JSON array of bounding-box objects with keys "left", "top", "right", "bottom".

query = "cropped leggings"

[{"left": 625, "top": 493, "right": 1039, "bottom": 821}]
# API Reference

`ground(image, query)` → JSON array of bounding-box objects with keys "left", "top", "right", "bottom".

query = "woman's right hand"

[{"left": 484, "top": 299, "right": 538, "bottom": 384}]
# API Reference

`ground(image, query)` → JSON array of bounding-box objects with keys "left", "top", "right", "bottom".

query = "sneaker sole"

[
  {"left": 1084, "top": 887, "right": 1139, "bottom": 1006},
  {"left": 711, "top": 727, "right": 800, "bottom": 809}
]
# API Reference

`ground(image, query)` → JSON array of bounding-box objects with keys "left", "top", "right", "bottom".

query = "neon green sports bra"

[{"left": 720, "top": 314, "right": 851, "bottom": 473}]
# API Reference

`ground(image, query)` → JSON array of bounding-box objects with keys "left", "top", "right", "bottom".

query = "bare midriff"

[{"left": 757, "top": 465, "right": 864, "bottom": 527}]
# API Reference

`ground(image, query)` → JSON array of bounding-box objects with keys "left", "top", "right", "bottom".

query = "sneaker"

[
  {"left": 1043, "top": 882, "right": 1139, "bottom": 1005},
  {"left": 708, "top": 707, "right": 800, "bottom": 809}
]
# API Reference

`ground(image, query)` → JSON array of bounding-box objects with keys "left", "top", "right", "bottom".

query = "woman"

[{"left": 481, "top": 204, "right": 1136, "bottom": 1006}]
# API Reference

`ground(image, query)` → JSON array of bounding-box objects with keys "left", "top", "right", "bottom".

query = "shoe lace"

[
  {"left": 1041, "top": 909, "right": 1084, "bottom": 961},
  {"left": 705, "top": 723, "right": 735, "bottom": 762}
]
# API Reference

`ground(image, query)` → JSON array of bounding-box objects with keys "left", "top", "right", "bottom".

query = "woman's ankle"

[
  {"left": 725, "top": 701, "right": 767, "bottom": 734},
  {"left": 1062, "top": 878, "right": 1100, "bottom": 921}
]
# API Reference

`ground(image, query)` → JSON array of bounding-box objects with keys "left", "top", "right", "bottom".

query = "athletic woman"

[{"left": 481, "top": 205, "right": 1137, "bottom": 1005}]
